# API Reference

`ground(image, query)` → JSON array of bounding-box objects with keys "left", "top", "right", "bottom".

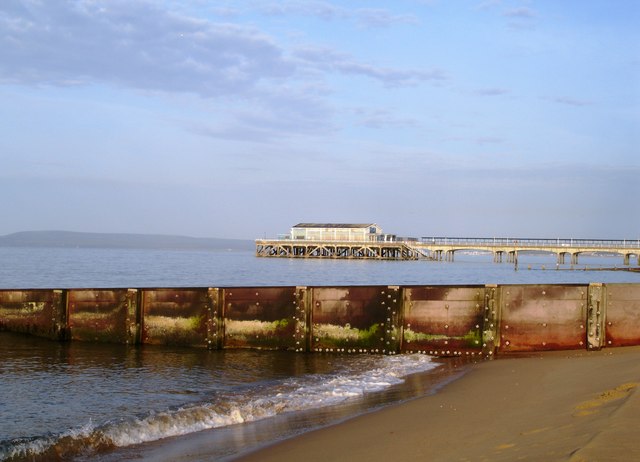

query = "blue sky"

[{"left": 1, "top": 0, "right": 638, "bottom": 239}]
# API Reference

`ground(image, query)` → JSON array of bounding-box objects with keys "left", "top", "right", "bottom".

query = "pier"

[
  {"left": 256, "top": 236, "right": 640, "bottom": 266},
  {"left": 415, "top": 237, "right": 640, "bottom": 266},
  {"left": 255, "top": 239, "right": 430, "bottom": 260}
]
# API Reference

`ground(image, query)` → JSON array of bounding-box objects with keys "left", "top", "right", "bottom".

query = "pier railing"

[
  {"left": 418, "top": 237, "right": 640, "bottom": 248},
  {"left": 2, "top": 283, "right": 639, "bottom": 357}
]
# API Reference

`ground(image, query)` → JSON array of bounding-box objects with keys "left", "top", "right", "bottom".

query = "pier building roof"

[{"left": 293, "top": 223, "right": 377, "bottom": 229}]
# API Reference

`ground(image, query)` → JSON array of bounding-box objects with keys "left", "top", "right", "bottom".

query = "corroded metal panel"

[
  {"left": 482, "top": 285, "right": 501, "bottom": 356},
  {"left": 402, "top": 286, "right": 484, "bottom": 356},
  {"left": 499, "top": 285, "right": 587, "bottom": 352},
  {"left": 586, "top": 284, "right": 605, "bottom": 350},
  {"left": 68, "top": 289, "right": 137, "bottom": 344},
  {"left": 604, "top": 283, "right": 640, "bottom": 347},
  {"left": 311, "top": 286, "right": 401, "bottom": 354},
  {"left": 142, "top": 288, "right": 210, "bottom": 347},
  {"left": 0, "top": 289, "right": 66, "bottom": 340},
  {"left": 223, "top": 287, "right": 299, "bottom": 350}
]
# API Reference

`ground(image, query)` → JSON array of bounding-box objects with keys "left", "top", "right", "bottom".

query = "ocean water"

[
  {"left": 0, "top": 246, "right": 637, "bottom": 289},
  {"left": 0, "top": 247, "right": 637, "bottom": 461}
]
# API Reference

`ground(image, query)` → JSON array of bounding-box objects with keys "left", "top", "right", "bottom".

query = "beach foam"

[{"left": 0, "top": 354, "right": 435, "bottom": 461}]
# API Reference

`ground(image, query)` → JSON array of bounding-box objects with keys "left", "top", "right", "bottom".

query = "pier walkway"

[{"left": 255, "top": 237, "right": 640, "bottom": 266}]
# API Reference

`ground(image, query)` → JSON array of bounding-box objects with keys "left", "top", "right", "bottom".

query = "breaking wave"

[{"left": 1, "top": 354, "right": 435, "bottom": 461}]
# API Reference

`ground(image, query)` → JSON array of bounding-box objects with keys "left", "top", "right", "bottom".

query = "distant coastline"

[{"left": 0, "top": 231, "right": 254, "bottom": 251}]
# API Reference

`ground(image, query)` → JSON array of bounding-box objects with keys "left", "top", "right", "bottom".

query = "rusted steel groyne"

[{"left": 1, "top": 283, "right": 639, "bottom": 356}]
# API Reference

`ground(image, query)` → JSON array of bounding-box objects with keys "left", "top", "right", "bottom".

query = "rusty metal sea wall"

[{"left": 1, "top": 283, "right": 639, "bottom": 356}]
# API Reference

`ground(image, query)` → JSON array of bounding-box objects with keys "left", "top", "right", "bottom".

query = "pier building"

[
  {"left": 258, "top": 223, "right": 423, "bottom": 259},
  {"left": 290, "top": 223, "right": 384, "bottom": 242}
]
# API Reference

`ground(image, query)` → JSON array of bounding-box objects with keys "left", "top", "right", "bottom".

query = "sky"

[{"left": 1, "top": 0, "right": 638, "bottom": 240}]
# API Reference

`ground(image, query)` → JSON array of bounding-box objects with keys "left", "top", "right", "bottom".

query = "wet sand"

[{"left": 235, "top": 347, "right": 640, "bottom": 462}]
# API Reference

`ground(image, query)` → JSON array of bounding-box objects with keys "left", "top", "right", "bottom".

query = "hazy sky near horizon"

[{"left": 1, "top": 0, "right": 638, "bottom": 240}]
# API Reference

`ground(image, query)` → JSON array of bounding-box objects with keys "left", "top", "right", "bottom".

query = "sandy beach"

[{"left": 236, "top": 347, "right": 640, "bottom": 462}]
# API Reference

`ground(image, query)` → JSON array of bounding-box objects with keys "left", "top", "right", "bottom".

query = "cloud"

[
  {"left": 502, "top": 6, "right": 538, "bottom": 30},
  {"left": 0, "top": 1, "right": 440, "bottom": 100},
  {"left": 260, "top": 1, "right": 345, "bottom": 20},
  {"left": 550, "top": 96, "right": 593, "bottom": 107},
  {"left": 0, "top": 0, "right": 295, "bottom": 96},
  {"left": 355, "top": 9, "right": 419, "bottom": 28},
  {"left": 443, "top": 135, "right": 505, "bottom": 146},
  {"left": 294, "top": 47, "right": 448, "bottom": 87},
  {"left": 475, "top": 136, "right": 504, "bottom": 145},
  {"left": 503, "top": 7, "right": 536, "bottom": 19},
  {"left": 352, "top": 108, "right": 419, "bottom": 129},
  {"left": 475, "top": 87, "right": 509, "bottom": 96},
  {"left": 191, "top": 88, "right": 335, "bottom": 142},
  {"left": 260, "top": 2, "right": 418, "bottom": 28}
]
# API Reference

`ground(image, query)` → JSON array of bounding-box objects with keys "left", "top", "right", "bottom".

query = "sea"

[{"left": 1, "top": 247, "right": 638, "bottom": 461}]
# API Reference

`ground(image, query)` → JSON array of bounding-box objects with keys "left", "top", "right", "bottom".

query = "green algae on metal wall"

[
  {"left": 224, "top": 318, "right": 296, "bottom": 349},
  {"left": 313, "top": 322, "right": 382, "bottom": 350}
]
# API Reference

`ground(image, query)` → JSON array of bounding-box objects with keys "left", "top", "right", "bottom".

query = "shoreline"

[
  {"left": 234, "top": 347, "right": 640, "bottom": 462},
  {"left": 99, "top": 355, "right": 471, "bottom": 462}
]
